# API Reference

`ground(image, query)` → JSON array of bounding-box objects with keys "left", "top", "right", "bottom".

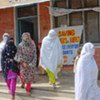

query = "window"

[
  {"left": 69, "top": 12, "right": 82, "bottom": 26},
  {"left": 69, "top": 0, "right": 82, "bottom": 9},
  {"left": 85, "top": 11, "right": 99, "bottom": 42},
  {"left": 84, "top": 0, "right": 98, "bottom": 7},
  {"left": 52, "top": 0, "right": 100, "bottom": 43},
  {"left": 53, "top": 0, "right": 67, "bottom": 8},
  {"left": 84, "top": 0, "right": 100, "bottom": 43},
  {"left": 53, "top": 0, "right": 67, "bottom": 27},
  {"left": 17, "top": 5, "right": 37, "bottom": 17},
  {"left": 54, "top": 16, "right": 67, "bottom": 27},
  {"left": 69, "top": 0, "right": 82, "bottom": 26}
]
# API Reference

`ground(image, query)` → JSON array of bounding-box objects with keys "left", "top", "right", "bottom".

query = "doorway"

[{"left": 16, "top": 4, "right": 38, "bottom": 45}]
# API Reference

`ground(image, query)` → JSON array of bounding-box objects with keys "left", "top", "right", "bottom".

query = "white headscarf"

[
  {"left": 0, "top": 33, "right": 9, "bottom": 71},
  {"left": 40, "top": 29, "right": 63, "bottom": 73},
  {"left": 81, "top": 42, "right": 95, "bottom": 57},
  {"left": 75, "top": 42, "right": 100, "bottom": 100}
]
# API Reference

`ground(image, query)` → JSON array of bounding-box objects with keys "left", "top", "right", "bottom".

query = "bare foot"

[
  {"left": 49, "top": 81, "right": 52, "bottom": 85},
  {"left": 26, "top": 92, "right": 32, "bottom": 96},
  {"left": 11, "top": 95, "right": 15, "bottom": 100},
  {"left": 53, "top": 84, "right": 56, "bottom": 89}
]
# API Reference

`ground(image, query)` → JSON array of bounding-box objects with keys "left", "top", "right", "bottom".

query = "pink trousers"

[
  {"left": 7, "top": 78, "right": 17, "bottom": 96},
  {"left": 7, "top": 70, "right": 17, "bottom": 96}
]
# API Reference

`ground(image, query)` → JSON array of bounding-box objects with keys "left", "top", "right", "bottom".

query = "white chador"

[
  {"left": 75, "top": 42, "right": 100, "bottom": 100},
  {"left": 40, "top": 29, "right": 63, "bottom": 78},
  {"left": 0, "top": 33, "right": 9, "bottom": 71}
]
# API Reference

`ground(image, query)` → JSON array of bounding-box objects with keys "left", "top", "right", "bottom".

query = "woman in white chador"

[
  {"left": 0, "top": 33, "right": 9, "bottom": 71},
  {"left": 40, "top": 29, "right": 63, "bottom": 88},
  {"left": 75, "top": 42, "right": 100, "bottom": 100}
]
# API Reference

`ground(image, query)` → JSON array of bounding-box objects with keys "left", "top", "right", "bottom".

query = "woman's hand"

[{"left": 23, "top": 62, "right": 28, "bottom": 68}]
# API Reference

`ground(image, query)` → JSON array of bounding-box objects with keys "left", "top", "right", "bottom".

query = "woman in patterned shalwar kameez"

[{"left": 14, "top": 32, "right": 37, "bottom": 95}]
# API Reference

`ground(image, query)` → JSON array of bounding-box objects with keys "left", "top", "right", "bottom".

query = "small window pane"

[
  {"left": 69, "top": 0, "right": 82, "bottom": 9},
  {"left": 53, "top": 0, "right": 67, "bottom": 28},
  {"left": 84, "top": 0, "right": 98, "bottom": 7},
  {"left": 57, "top": 16, "right": 67, "bottom": 27},
  {"left": 69, "top": 12, "right": 82, "bottom": 26},
  {"left": 53, "top": 0, "right": 67, "bottom": 8},
  {"left": 85, "top": 11, "right": 99, "bottom": 43}
]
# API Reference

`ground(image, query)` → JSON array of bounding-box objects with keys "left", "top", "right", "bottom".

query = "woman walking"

[
  {"left": 1, "top": 37, "right": 19, "bottom": 100},
  {"left": 40, "top": 29, "right": 63, "bottom": 88},
  {"left": 75, "top": 42, "right": 100, "bottom": 100},
  {"left": 0, "top": 33, "right": 9, "bottom": 71},
  {"left": 14, "top": 32, "right": 37, "bottom": 95}
]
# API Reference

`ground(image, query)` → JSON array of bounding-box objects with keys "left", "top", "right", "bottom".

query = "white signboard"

[{"left": 55, "top": 25, "right": 83, "bottom": 65}]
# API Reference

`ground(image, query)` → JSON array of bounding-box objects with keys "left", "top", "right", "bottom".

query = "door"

[
  {"left": 17, "top": 17, "right": 38, "bottom": 45},
  {"left": 16, "top": 4, "right": 38, "bottom": 45}
]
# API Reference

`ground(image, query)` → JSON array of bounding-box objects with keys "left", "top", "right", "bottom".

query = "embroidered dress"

[{"left": 15, "top": 40, "right": 37, "bottom": 83}]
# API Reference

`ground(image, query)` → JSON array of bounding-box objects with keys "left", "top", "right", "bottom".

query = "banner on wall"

[
  {"left": 55, "top": 25, "right": 83, "bottom": 65},
  {"left": 48, "top": 6, "right": 100, "bottom": 17},
  {"left": 0, "top": 0, "right": 50, "bottom": 9}
]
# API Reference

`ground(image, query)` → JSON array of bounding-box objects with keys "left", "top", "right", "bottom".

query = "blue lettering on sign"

[
  {"left": 62, "top": 44, "right": 79, "bottom": 50},
  {"left": 63, "top": 50, "right": 73, "bottom": 55}
]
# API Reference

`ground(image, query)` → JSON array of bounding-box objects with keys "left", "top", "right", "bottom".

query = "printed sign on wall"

[{"left": 55, "top": 25, "right": 83, "bottom": 65}]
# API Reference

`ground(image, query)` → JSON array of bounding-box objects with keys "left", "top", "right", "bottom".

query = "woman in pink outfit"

[{"left": 1, "top": 37, "right": 19, "bottom": 100}]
